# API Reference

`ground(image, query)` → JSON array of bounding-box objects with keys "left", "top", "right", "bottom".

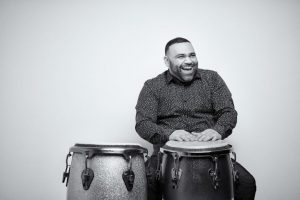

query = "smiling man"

[
  {"left": 165, "top": 41, "right": 198, "bottom": 82},
  {"left": 135, "top": 37, "right": 256, "bottom": 200}
]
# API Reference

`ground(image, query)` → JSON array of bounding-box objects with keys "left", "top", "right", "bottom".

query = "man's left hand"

[{"left": 191, "top": 129, "right": 221, "bottom": 141}]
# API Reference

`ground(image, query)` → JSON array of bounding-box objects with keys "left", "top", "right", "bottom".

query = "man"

[{"left": 135, "top": 37, "right": 256, "bottom": 200}]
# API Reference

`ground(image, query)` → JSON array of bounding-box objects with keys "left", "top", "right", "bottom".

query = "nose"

[{"left": 184, "top": 56, "right": 193, "bottom": 64}]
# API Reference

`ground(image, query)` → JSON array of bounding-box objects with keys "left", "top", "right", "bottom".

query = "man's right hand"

[{"left": 169, "top": 130, "right": 196, "bottom": 141}]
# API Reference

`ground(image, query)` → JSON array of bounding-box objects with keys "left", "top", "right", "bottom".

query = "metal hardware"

[
  {"left": 122, "top": 155, "right": 135, "bottom": 191},
  {"left": 70, "top": 144, "right": 147, "bottom": 158},
  {"left": 81, "top": 153, "right": 94, "bottom": 190},
  {"left": 160, "top": 144, "right": 232, "bottom": 157},
  {"left": 145, "top": 155, "right": 152, "bottom": 178},
  {"left": 231, "top": 152, "right": 239, "bottom": 183},
  {"left": 145, "top": 153, "right": 161, "bottom": 180},
  {"left": 208, "top": 156, "right": 220, "bottom": 190},
  {"left": 62, "top": 152, "right": 72, "bottom": 187},
  {"left": 155, "top": 152, "right": 162, "bottom": 180},
  {"left": 171, "top": 152, "right": 182, "bottom": 189}
]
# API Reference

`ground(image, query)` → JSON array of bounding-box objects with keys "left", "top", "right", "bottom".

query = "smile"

[{"left": 180, "top": 66, "right": 194, "bottom": 71}]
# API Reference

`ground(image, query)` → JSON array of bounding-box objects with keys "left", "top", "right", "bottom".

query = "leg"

[
  {"left": 145, "top": 154, "right": 162, "bottom": 200},
  {"left": 234, "top": 161, "right": 256, "bottom": 200}
]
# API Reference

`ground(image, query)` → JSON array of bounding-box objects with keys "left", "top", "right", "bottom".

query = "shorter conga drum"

[
  {"left": 160, "top": 140, "right": 235, "bottom": 200},
  {"left": 62, "top": 143, "right": 148, "bottom": 200}
]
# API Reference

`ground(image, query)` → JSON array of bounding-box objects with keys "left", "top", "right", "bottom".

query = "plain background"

[{"left": 1, "top": 0, "right": 300, "bottom": 199}]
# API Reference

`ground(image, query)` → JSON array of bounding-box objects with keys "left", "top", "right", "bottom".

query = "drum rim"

[
  {"left": 160, "top": 144, "right": 232, "bottom": 156},
  {"left": 70, "top": 143, "right": 148, "bottom": 156}
]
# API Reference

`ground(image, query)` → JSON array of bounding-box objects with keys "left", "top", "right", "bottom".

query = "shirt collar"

[{"left": 166, "top": 69, "right": 201, "bottom": 84}]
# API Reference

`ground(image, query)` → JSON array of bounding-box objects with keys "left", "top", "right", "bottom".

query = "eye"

[
  {"left": 190, "top": 54, "right": 196, "bottom": 58},
  {"left": 176, "top": 55, "right": 185, "bottom": 59}
]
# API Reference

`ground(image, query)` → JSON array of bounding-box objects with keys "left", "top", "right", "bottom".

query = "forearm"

[
  {"left": 210, "top": 72, "right": 238, "bottom": 139},
  {"left": 135, "top": 120, "right": 174, "bottom": 144},
  {"left": 212, "top": 107, "right": 237, "bottom": 139}
]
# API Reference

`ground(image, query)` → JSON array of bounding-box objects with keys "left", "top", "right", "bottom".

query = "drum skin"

[
  {"left": 160, "top": 148, "right": 234, "bottom": 200},
  {"left": 66, "top": 145, "right": 147, "bottom": 200}
]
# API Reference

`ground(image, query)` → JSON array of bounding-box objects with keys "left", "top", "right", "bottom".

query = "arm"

[
  {"left": 210, "top": 72, "right": 237, "bottom": 139},
  {"left": 135, "top": 82, "right": 174, "bottom": 144},
  {"left": 192, "top": 72, "right": 237, "bottom": 141}
]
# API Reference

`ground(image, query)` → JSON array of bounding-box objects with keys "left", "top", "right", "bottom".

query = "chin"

[
  {"left": 182, "top": 77, "right": 194, "bottom": 82},
  {"left": 182, "top": 74, "right": 196, "bottom": 82}
]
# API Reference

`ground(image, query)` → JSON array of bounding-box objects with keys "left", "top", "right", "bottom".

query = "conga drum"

[
  {"left": 62, "top": 143, "right": 148, "bottom": 200},
  {"left": 160, "top": 140, "right": 235, "bottom": 200}
]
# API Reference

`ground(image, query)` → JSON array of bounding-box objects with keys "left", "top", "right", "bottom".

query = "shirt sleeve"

[
  {"left": 210, "top": 72, "right": 238, "bottom": 139},
  {"left": 135, "top": 82, "right": 174, "bottom": 144}
]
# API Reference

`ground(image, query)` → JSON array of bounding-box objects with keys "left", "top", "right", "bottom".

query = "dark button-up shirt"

[{"left": 135, "top": 69, "right": 237, "bottom": 153}]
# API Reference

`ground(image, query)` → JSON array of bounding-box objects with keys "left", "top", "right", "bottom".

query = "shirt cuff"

[
  {"left": 149, "top": 128, "right": 174, "bottom": 144},
  {"left": 159, "top": 128, "right": 174, "bottom": 143},
  {"left": 164, "top": 128, "right": 174, "bottom": 139}
]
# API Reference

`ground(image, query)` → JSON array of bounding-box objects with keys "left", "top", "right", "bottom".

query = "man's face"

[{"left": 165, "top": 42, "right": 198, "bottom": 82}]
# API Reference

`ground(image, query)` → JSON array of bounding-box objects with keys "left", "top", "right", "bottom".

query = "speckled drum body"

[
  {"left": 160, "top": 141, "right": 234, "bottom": 200},
  {"left": 66, "top": 144, "right": 148, "bottom": 200}
]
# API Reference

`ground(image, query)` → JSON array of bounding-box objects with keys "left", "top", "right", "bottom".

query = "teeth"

[{"left": 181, "top": 67, "right": 192, "bottom": 70}]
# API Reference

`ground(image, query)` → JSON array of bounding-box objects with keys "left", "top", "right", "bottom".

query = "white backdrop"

[{"left": 1, "top": 0, "right": 300, "bottom": 199}]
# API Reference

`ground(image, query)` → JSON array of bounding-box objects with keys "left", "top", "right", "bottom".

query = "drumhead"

[
  {"left": 161, "top": 140, "right": 231, "bottom": 154},
  {"left": 70, "top": 143, "right": 147, "bottom": 156}
]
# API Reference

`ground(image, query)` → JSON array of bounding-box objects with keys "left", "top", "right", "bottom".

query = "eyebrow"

[
  {"left": 175, "top": 54, "right": 185, "bottom": 57},
  {"left": 175, "top": 53, "right": 196, "bottom": 57}
]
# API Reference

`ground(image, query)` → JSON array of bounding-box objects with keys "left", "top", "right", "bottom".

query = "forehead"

[{"left": 167, "top": 42, "right": 195, "bottom": 56}]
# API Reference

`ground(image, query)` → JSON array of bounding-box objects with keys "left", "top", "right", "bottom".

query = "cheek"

[
  {"left": 170, "top": 61, "right": 181, "bottom": 70},
  {"left": 192, "top": 59, "right": 198, "bottom": 65}
]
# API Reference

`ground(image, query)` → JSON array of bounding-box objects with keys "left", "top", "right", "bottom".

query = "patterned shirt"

[{"left": 135, "top": 69, "right": 237, "bottom": 152}]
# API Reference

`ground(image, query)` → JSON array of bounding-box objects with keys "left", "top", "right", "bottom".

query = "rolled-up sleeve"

[
  {"left": 135, "top": 82, "right": 174, "bottom": 144},
  {"left": 210, "top": 72, "right": 238, "bottom": 139}
]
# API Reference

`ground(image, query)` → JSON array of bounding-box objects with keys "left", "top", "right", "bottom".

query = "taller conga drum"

[
  {"left": 160, "top": 140, "right": 234, "bottom": 200},
  {"left": 62, "top": 143, "right": 148, "bottom": 200}
]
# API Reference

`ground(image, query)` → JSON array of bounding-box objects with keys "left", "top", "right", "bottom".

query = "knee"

[
  {"left": 234, "top": 162, "right": 257, "bottom": 191},
  {"left": 234, "top": 166, "right": 256, "bottom": 200},
  {"left": 245, "top": 173, "right": 256, "bottom": 193},
  {"left": 241, "top": 170, "right": 256, "bottom": 188},
  {"left": 250, "top": 174, "right": 256, "bottom": 189}
]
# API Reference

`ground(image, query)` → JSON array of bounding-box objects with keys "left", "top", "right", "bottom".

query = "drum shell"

[
  {"left": 160, "top": 151, "right": 234, "bottom": 200},
  {"left": 67, "top": 152, "right": 147, "bottom": 200}
]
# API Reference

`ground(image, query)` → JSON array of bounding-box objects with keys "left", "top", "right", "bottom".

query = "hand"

[
  {"left": 169, "top": 130, "right": 197, "bottom": 142},
  {"left": 191, "top": 129, "right": 221, "bottom": 142}
]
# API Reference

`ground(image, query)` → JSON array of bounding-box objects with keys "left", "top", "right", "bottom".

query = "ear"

[{"left": 164, "top": 56, "right": 170, "bottom": 68}]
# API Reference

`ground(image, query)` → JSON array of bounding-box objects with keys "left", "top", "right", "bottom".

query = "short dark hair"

[{"left": 165, "top": 37, "right": 191, "bottom": 55}]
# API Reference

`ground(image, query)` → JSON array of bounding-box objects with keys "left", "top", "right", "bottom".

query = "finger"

[
  {"left": 197, "top": 135, "right": 206, "bottom": 141},
  {"left": 191, "top": 132, "right": 201, "bottom": 136},
  {"left": 184, "top": 133, "right": 196, "bottom": 141},
  {"left": 183, "top": 134, "right": 193, "bottom": 141},
  {"left": 182, "top": 133, "right": 190, "bottom": 141},
  {"left": 192, "top": 132, "right": 204, "bottom": 137},
  {"left": 186, "top": 134, "right": 197, "bottom": 141},
  {"left": 203, "top": 135, "right": 213, "bottom": 142},
  {"left": 190, "top": 134, "right": 198, "bottom": 141},
  {"left": 171, "top": 135, "right": 183, "bottom": 141},
  {"left": 179, "top": 135, "right": 189, "bottom": 141},
  {"left": 183, "top": 136, "right": 192, "bottom": 141},
  {"left": 180, "top": 135, "right": 187, "bottom": 141},
  {"left": 211, "top": 135, "right": 217, "bottom": 141}
]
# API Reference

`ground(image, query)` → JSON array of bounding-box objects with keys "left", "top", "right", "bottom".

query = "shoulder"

[
  {"left": 198, "top": 68, "right": 219, "bottom": 80},
  {"left": 198, "top": 69, "right": 226, "bottom": 90},
  {"left": 144, "top": 70, "right": 168, "bottom": 90}
]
